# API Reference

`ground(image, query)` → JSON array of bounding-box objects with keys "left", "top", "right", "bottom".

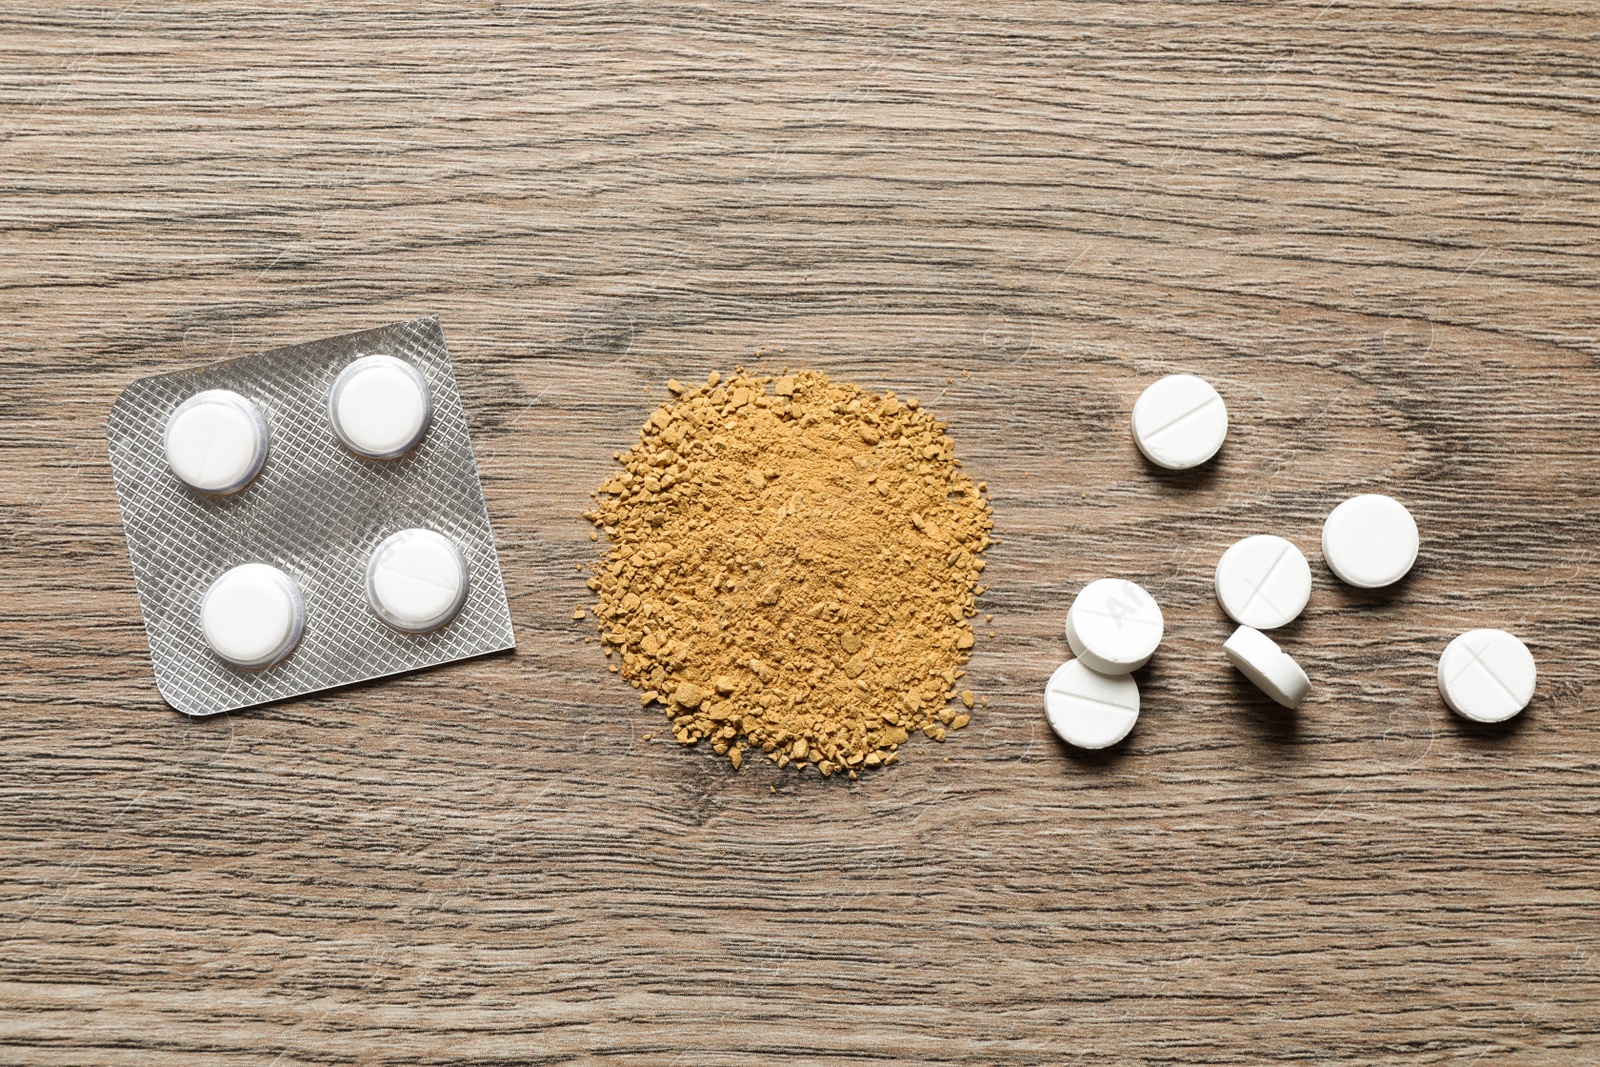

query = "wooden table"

[{"left": 4, "top": 5, "right": 1598, "bottom": 1064}]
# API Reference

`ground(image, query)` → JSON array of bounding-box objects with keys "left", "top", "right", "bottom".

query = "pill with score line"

[
  {"left": 163, "top": 389, "right": 269, "bottom": 494},
  {"left": 1214, "top": 534, "right": 1312, "bottom": 630},
  {"left": 365, "top": 528, "right": 470, "bottom": 633},
  {"left": 1065, "top": 578, "right": 1164, "bottom": 675},
  {"left": 1044, "top": 659, "right": 1141, "bottom": 750},
  {"left": 1130, "top": 373, "right": 1228, "bottom": 470},
  {"left": 1438, "top": 629, "right": 1536, "bottom": 723}
]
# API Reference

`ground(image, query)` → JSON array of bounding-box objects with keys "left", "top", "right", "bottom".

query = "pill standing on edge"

[
  {"left": 164, "top": 389, "right": 269, "bottom": 494},
  {"left": 200, "top": 563, "right": 304, "bottom": 669},
  {"left": 1439, "top": 629, "right": 1536, "bottom": 723},
  {"left": 1223, "top": 625, "right": 1311, "bottom": 709},
  {"left": 1065, "top": 578, "right": 1164, "bottom": 674},
  {"left": 1214, "top": 534, "right": 1312, "bottom": 630},
  {"left": 1322, "top": 494, "right": 1419, "bottom": 589},
  {"left": 328, "top": 354, "right": 433, "bottom": 459},
  {"left": 365, "top": 528, "right": 469, "bottom": 633},
  {"left": 1044, "top": 659, "right": 1141, "bottom": 750},
  {"left": 1130, "top": 373, "right": 1229, "bottom": 470}
]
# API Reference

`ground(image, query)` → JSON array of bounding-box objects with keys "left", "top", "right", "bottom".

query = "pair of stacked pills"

[
  {"left": 165, "top": 355, "right": 472, "bottom": 670},
  {"left": 1045, "top": 374, "right": 1538, "bottom": 750},
  {"left": 1045, "top": 579, "right": 1164, "bottom": 749}
]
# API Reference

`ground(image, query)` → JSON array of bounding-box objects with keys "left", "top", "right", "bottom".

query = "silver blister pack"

[{"left": 107, "top": 317, "right": 516, "bottom": 717}]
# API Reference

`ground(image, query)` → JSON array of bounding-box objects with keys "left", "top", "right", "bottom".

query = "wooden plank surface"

[{"left": 3, "top": 3, "right": 1599, "bottom": 1063}]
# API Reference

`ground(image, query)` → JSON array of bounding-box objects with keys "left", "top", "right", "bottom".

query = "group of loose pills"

[
  {"left": 164, "top": 355, "right": 472, "bottom": 669},
  {"left": 1044, "top": 374, "right": 1537, "bottom": 750}
]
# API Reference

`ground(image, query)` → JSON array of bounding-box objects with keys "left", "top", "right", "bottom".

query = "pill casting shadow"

[
  {"left": 1234, "top": 607, "right": 1309, "bottom": 643},
  {"left": 1136, "top": 450, "right": 1225, "bottom": 492},
  {"left": 1208, "top": 606, "right": 1305, "bottom": 748},
  {"left": 1052, "top": 731, "right": 1135, "bottom": 770},
  {"left": 1227, "top": 671, "right": 1302, "bottom": 748},
  {"left": 1326, "top": 559, "right": 1422, "bottom": 609},
  {"left": 1450, "top": 703, "right": 1531, "bottom": 743}
]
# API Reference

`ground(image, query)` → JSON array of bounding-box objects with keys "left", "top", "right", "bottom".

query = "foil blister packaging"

[{"left": 107, "top": 317, "right": 515, "bottom": 717}]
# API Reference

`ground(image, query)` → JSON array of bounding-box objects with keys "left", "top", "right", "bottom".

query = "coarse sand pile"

[{"left": 586, "top": 369, "right": 993, "bottom": 776}]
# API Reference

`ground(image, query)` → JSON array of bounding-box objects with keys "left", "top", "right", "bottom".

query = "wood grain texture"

[{"left": 3, "top": 3, "right": 1599, "bottom": 1063}]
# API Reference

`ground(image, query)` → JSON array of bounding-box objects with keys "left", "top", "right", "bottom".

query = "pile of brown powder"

[{"left": 584, "top": 369, "right": 993, "bottom": 775}]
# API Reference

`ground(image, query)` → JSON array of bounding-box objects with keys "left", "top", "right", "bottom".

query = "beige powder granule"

[{"left": 585, "top": 369, "right": 993, "bottom": 775}]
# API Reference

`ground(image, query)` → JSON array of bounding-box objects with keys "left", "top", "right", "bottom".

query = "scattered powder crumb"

[{"left": 585, "top": 368, "right": 993, "bottom": 772}]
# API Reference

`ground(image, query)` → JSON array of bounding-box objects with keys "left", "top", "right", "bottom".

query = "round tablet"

[
  {"left": 1215, "top": 535, "right": 1312, "bottom": 630},
  {"left": 200, "top": 563, "right": 304, "bottom": 669},
  {"left": 1322, "top": 494, "right": 1419, "bottom": 589},
  {"left": 1045, "top": 659, "right": 1140, "bottom": 750},
  {"left": 1065, "top": 578, "right": 1164, "bottom": 675},
  {"left": 1130, "top": 374, "right": 1228, "bottom": 470},
  {"left": 328, "top": 355, "right": 432, "bottom": 459},
  {"left": 365, "top": 528, "right": 469, "bottom": 632},
  {"left": 1223, "top": 625, "right": 1311, "bottom": 709},
  {"left": 163, "top": 389, "right": 268, "bottom": 494},
  {"left": 1439, "top": 629, "right": 1536, "bottom": 724}
]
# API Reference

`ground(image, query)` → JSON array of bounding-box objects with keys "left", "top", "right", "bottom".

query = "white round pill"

[
  {"left": 1322, "top": 494, "right": 1419, "bottom": 589},
  {"left": 163, "top": 389, "right": 268, "bottom": 494},
  {"left": 328, "top": 355, "right": 433, "bottom": 459},
  {"left": 1439, "top": 629, "right": 1536, "bottom": 724},
  {"left": 1130, "top": 374, "right": 1228, "bottom": 470},
  {"left": 1065, "top": 578, "right": 1164, "bottom": 675},
  {"left": 200, "top": 563, "right": 304, "bottom": 669},
  {"left": 365, "top": 528, "right": 469, "bottom": 633},
  {"left": 1223, "top": 625, "right": 1311, "bottom": 709},
  {"left": 1215, "top": 535, "right": 1312, "bottom": 630},
  {"left": 1044, "top": 659, "right": 1141, "bottom": 750}
]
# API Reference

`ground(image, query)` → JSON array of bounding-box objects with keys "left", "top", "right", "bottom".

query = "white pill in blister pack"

[
  {"left": 1066, "top": 578, "right": 1164, "bottom": 674},
  {"left": 108, "top": 318, "right": 516, "bottom": 717},
  {"left": 1215, "top": 534, "right": 1312, "bottom": 630},
  {"left": 1131, "top": 374, "right": 1228, "bottom": 470},
  {"left": 201, "top": 563, "right": 305, "bottom": 669},
  {"left": 1439, "top": 629, "right": 1536, "bottom": 723},
  {"left": 1223, "top": 625, "right": 1311, "bottom": 709},
  {"left": 1322, "top": 494, "right": 1419, "bottom": 589},
  {"left": 365, "top": 528, "right": 470, "bottom": 633},
  {"left": 164, "top": 389, "right": 268, "bottom": 494},
  {"left": 1045, "top": 659, "right": 1140, "bottom": 750},
  {"left": 329, "top": 354, "right": 434, "bottom": 459}
]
